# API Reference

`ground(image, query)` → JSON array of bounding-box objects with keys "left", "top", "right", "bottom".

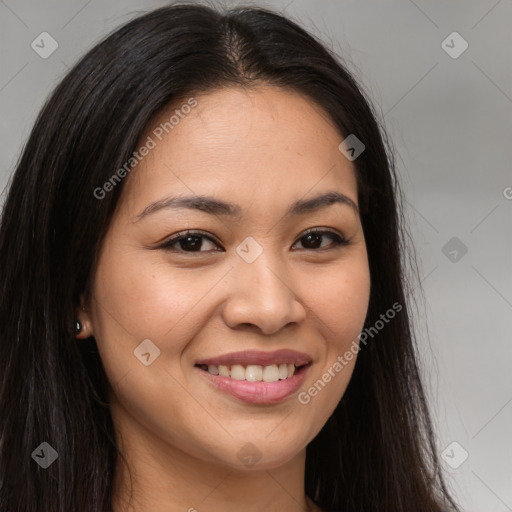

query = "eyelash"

[{"left": 158, "top": 228, "right": 350, "bottom": 254}]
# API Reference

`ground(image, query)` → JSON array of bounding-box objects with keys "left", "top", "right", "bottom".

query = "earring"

[{"left": 75, "top": 319, "right": 83, "bottom": 335}]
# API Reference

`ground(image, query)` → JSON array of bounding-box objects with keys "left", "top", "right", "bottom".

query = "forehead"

[{"left": 120, "top": 86, "right": 359, "bottom": 219}]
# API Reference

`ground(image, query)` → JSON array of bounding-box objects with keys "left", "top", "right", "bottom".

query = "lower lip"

[{"left": 195, "top": 364, "right": 310, "bottom": 404}]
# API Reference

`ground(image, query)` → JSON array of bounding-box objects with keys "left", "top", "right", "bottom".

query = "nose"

[{"left": 221, "top": 251, "right": 307, "bottom": 336}]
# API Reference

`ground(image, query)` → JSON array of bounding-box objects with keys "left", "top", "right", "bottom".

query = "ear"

[{"left": 75, "top": 295, "right": 93, "bottom": 339}]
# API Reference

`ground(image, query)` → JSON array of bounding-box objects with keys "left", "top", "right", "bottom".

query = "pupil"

[
  {"left": 181, "top": 235, "right": 202, "bottom": 251},
  {"left": 304, "top": 233, "right": 321, "bottom": 249}
]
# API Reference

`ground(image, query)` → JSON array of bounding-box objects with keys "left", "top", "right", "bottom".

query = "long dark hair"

[{"left": 0, "top": 3, "right": 460, "bottom": 511}]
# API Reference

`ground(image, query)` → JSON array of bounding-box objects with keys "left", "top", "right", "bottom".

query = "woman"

[{"left": 0, "top": 3, "right": 461, "bottom": 511}]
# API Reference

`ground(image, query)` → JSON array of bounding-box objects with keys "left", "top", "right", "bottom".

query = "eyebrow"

[{"left": 133, "top": 190, "right": 359, "bottom": 222}]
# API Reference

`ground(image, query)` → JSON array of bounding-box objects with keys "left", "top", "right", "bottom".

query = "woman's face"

[{"left": 86, "top": 85, "right": 370, "bottom": 470}]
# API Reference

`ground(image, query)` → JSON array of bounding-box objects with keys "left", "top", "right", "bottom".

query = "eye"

[
  {"left": 159, "top": 230, "right": 221, "bottom": 253},
  {"left": 291, "top": 229, "right": 350, "bottom": 251},
  {"left": 158, "top": 228, "right": 349, "bottom": 254}
]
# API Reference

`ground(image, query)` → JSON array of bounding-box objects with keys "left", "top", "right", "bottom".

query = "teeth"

[
  {"left": 263, "top": 364, "right": 280, "bottom": 382},
  {"left": 230, "top": 364, "right": 246, "bottom": 380},
  {"left": 206, "top": 363, "right": 299, "bottom": 381},
  {"left": 246, "top": 365, "right": 263, "bottom": 382},
  {"left": 207, "top": 365, "right": 219, "bottom": 375}
]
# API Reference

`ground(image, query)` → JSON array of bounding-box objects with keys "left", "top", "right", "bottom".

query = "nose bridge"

[{"left": 222, "top": 238, "right": 306, "bottom": 334}]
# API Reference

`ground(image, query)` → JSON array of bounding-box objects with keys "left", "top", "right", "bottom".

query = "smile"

[
  {"left": 196, "top": 363, "right": 302, "bottom": 382},
  {"left": 195, "top": 362, "right": 311, "bottom": 404}
]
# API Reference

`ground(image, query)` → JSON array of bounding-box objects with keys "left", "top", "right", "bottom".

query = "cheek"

[
  {"left": 306, "top": 258, "right": 371, "bottom": 347},
  {"left": 296, "top": 258, "right": 370, "bottom": 423},
  {"left": 90, "top": 245, "right": 232, "bottom": 387},
  {"left": 93, "top": 246, "right": 220, "bottom": 339}
]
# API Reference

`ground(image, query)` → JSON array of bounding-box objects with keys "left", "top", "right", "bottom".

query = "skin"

[{"left": 77, "top": 85, "right": 371, "bottom": 512}]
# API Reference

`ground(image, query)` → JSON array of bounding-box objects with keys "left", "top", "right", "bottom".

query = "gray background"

[{"left": 1, "top": 0, "right": 511, "bottom": 510}]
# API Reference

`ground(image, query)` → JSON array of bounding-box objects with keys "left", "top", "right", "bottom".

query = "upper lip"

[{"left": 195, "top": 349, "right": 312, "bottom": 367}]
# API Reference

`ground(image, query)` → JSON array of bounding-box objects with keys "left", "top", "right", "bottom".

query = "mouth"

[
  {"left": 194, "top": 362, "right": 310, "bottom": 382},
  {"left": 193, "top": 350, "right": 312, "bottom": 404}
]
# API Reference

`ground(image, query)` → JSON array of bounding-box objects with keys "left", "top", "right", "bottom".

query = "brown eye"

[
  {"left": 159, "top": 228, "right": 349, "bottom": 254},
  {"left": 293, "top": 229, "right": 349, "bottom": 251},
  {"left": 160, "top": 231, "right": 221, "bottom": 253}
]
